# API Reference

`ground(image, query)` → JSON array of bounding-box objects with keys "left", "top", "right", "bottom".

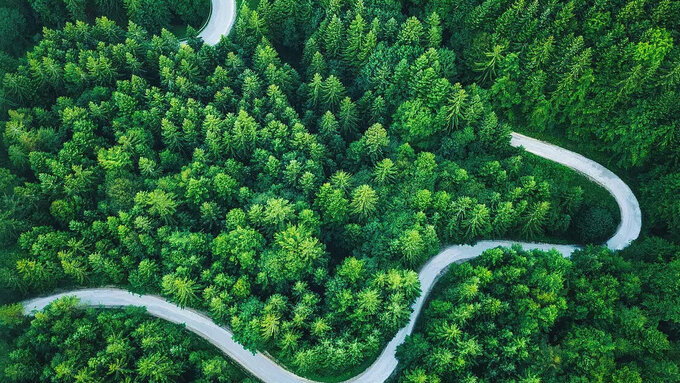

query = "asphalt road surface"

[{"left": 196, "top": 0, "right": 236, "bottom": 45}]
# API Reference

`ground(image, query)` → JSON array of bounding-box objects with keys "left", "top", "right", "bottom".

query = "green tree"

[
  {"left": 350, "top": 185, "right": 378, "bottom": 219},
  {"left": 360, "top": 123, "right": 390, "bottom": 161},
  {"left": 521, "top": 201, "right": 550, "bottom": 239},
  {"left": 137, "top": 352, "right": 180, "bottom": 383},
  {"left": 161, "top": 274, "right": 199, "bottom": 307},
  {"left": 322, "top": 75, "right": 346, "bottom": 110}
]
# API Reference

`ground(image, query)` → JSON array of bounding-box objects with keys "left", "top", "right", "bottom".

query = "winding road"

[
  {"left": 22, "top": 135, "right": 642, "bottom": 383},
  {"left": 20, "top": 5, "right": 643, "bottom": 383}
]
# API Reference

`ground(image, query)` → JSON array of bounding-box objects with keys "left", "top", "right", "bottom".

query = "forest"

[
  {"left": 0, "top": 0, "right": 678, "bottom": 382},
  {"left": 0, "top": 0, "right": 209, "bottom": 76},
  {"left": 396, "top": 240, "right": 680, "bottom": 383},
  {"left": 1, "top": 297, "right": 256, "bottom": 382}
]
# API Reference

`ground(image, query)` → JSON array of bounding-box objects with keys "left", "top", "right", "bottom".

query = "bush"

[{"left": 575, "top": 205, "right": 615, "bottom": 244}]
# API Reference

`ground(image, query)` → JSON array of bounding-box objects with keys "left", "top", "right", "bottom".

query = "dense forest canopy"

[
  {"left": 0, "top": 0, "right": 210, "bottom": 77},
  {"left": 404, "top": 0, "right": 680, "bottom": 240},
  {"left": 1, "top": 297, "right": 256, "bottom": 382},
  {"left": 396, "top": 241, "right": 680, "bottom": 383},
  {"left": 0, "top": 0, "right": 678, "bottom": 382},
  {"left": 24, "top": 0, "right": 209, "bottom": 33}
]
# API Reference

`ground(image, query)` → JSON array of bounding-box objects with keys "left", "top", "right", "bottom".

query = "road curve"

[
  {"left": 196, "top": 0, "right": 237, "bottom": 45},
  {"left": 22, "top": 133, "right": 642, "bottom": 383},
  {"left": 510, "top": 133, "right": 641, "bottom": 250},
  {"left": 186, "top": 5, "right": 640, "bottom": 252},
  {"left": 21, "top": 8, "right": 643, "bottom": 383}
]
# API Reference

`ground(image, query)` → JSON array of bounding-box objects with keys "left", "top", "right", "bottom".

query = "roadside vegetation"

[
  {"left": 0, "top": 297, "right": 256, "bottom": 382},
  {"left": 403, "top": 0, "right": 679, "bottom": 241},
  {"left": 0, "top": 0, "right": 678, "bottom": 382},
  {"left": 0, "top": 0, "right": 210, "bottom": 77},
  {"left": 395, "top": 240, "right": 680, "bottom": 383},
  {"left": 392, "top": 0, "right": 680, "bottom": 380}
]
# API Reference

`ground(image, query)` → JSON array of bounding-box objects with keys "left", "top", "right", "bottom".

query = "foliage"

[
  {"left": 0, "top": 0, "right": 209, "bottom": 79},
  {"left": 575, "top": 206, "right": 616, "bottom": 244},
  {"left": 405, "top": 0, "right": 680, "bottom": 239},
  {"left": 396, "top": 244, "right": 680, "bottom": 382},
  {"left": 2, "top": 297, "right": 255, "bottom": 382},
  {"left": 2, "top": 0, "right": 678, "bottom": 380},
  {"left": 25, "top": 0, "right": 210, "bottom": 34}
]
